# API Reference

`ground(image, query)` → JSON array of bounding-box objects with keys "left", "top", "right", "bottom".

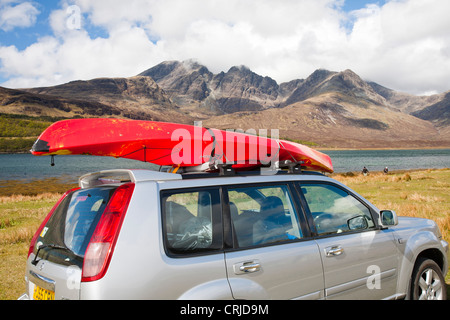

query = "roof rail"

[
  {"left": 181, "top": 170, "right": 325, "bottom": 180},
  {"left": 181, "top": 166, "right": 325, "bottom": 180}
]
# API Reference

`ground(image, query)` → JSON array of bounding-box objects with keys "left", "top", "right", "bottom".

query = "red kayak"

[{"left": 31, "top": 118, "right": 333, "bottom": 173}]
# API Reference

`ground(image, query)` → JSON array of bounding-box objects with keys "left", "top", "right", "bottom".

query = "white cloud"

[
  {"left": 0, "top": 0, "right": 449, "bottom": 95},
  {"left": 0, "top": 27, "right": 162, "bottom": 88},
  {"left": 0, "top": 1, "right": 40, "bottom": 31},
  {"left": 346, "top": 0, "right": 450, "bottom": 94}
]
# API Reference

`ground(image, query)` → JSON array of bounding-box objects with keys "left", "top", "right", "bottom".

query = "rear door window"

[
  {"left": 35, "top": 187, "right": 117, "bottom": 266},
  {"left": 161, "top": 188, "right": 222, "bottom": 255},
  {"left": 227, "top": 184, "right": 303, "bottom": 248}
]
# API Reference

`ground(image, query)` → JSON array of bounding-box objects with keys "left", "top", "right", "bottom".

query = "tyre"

[{"left": 410, "top": 258, "right": 447, "bottom": 300}]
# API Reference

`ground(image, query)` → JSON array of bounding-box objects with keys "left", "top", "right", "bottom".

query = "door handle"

[
  {"left": 326, "top": 246, "right": 344, "bottom": 257},
  {"left": 234, "top": 260, "right": 261, "bottom": 274}
]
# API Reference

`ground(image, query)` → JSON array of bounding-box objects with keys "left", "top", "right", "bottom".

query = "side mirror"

[
  {"left": 380, "top": 210, "right": 398, "bottom": 227},
  {"left": 348, "top": 215, "right": 369, "bottom": 231}
]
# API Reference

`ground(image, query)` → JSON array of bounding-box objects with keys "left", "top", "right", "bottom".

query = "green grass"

[{"left": 0, "top": 169, "right": 448, "bottom": 300}]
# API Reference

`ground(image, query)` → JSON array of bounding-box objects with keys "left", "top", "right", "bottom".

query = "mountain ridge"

[{"left": 1, "top": 60, "right": 449, "bottom": 149}]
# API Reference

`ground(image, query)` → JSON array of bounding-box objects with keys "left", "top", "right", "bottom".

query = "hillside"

[
  {"left": 25, "top": 76, "right": 193, "bottom": 123},
  {"left": 203, "top": 93, "right": 443, "bottom": 148},
  {"left": 0, "top": 60, "right": 449, "bottom": 149}
]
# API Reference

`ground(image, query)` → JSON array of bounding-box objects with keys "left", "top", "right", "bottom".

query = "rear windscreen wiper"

[{"left": 31, "top": 244, "right": 73, "bottom": 266}]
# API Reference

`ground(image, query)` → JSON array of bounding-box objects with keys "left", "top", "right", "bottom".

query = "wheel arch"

[
  {"left": 403, "top": 247, "right": 448, "bottom": 300},
  {"left": 414, "top": 248, "right": 446, "bottom": 273}
]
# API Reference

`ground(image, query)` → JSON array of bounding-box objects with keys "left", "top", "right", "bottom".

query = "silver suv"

[{"left": 19, "top": 168, "right": 448, "bottom": 300}]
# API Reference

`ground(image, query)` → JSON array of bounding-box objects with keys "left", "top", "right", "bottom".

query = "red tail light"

[
  {"left": 82, "top": 183, "right": 135, "bottom": 282},
  {"left": 28, "top": 188, "right": 80, "bottom": 258}
]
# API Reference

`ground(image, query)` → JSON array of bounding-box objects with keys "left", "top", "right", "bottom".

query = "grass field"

[{"left": 0, "top": 169, "right": 449, "bottom": 300}]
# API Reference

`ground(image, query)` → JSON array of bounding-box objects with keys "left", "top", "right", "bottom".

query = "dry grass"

[
  {"left": 0, "top": 192, "right": 64, "bottom": 300},
  {"left": 0, "top": 193, "right": 62, "bottom": 244},
  {"left": 0, "top": 178, "right": 77, "bottom": 197}
]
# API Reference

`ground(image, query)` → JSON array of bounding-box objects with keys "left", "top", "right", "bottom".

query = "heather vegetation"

[
  {"left": 0, "top": 114, "right": 57, "bottom": 153},
  {"left": 0, "top": 114, "right": 53, "bottom": 137}
]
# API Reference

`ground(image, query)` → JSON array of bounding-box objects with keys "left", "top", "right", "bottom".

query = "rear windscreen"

[{"left": 35, "top": 186, "right": 117, "bottom": 267}]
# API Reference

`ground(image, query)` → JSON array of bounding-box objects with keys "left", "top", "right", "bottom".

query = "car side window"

[
  {"left": 300, "top": 183, "right": 375, "bottom": 235},
  {"left": 228, "top": 185, "right": 302, "bottom": 248},
  {"left": 161, "top": 188, "right": 222, "bottom": 255}
]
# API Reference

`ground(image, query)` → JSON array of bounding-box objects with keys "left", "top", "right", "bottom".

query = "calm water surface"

[
  {"left": 0, "top": 149, "right": 449, "bottom": 181},
  {"left": 324, "top": 149, "right": 450, "bottom": 173}
]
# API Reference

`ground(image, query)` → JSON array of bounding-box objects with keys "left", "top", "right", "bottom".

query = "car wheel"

[{"left": 410, "top": 258, "right": 447, "bottom": 300}]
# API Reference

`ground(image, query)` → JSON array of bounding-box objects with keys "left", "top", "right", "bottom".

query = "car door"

[
  {"left": 298, "top": 182, "right": 399, "bottom": 300},
  {"left": 224, "top": 183, "right": 325, "bottom": 300},
  {"left": 160, "top": 187, "right": 232, "bottom": 299}
]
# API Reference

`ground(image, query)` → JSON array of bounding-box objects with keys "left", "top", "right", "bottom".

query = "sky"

[{"left": 0, "top": 0, "right": 449, "bottom": 96}]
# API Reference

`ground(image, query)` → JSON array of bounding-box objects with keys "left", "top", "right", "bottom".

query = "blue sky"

[
  {"left": 0, "top": 1, "right": 108, "bottom": 50},
  {"left": 340, "top": 0, "right": 387, "bottom": 11},
  {"left": 0, "top": 0, "right": 449, "bottom": 95}
]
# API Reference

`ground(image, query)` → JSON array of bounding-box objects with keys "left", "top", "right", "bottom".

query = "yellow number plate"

[{"left": 33, "top": 285, "right": 55, "bottom": 300}]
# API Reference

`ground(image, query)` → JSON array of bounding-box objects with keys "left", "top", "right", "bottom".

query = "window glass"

[
  {"left": 162, "top": 189, "right": 220, "bottom": 254},
  {"left": 64, "top": 187, "right": 115, "bottom": 255},
  {"left": 228, "top": 185, "right": 302, "bottom": 248},
  {"left": 36, "top": 186, "right": 116, "bottom": 267},
  {"left": 300, "top": 184, "right": 374, "bottom": 235}
]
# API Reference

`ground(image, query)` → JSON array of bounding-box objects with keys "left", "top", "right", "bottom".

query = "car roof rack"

[{"left": 178, "top": 161, "right": 326, "bottom": 180}]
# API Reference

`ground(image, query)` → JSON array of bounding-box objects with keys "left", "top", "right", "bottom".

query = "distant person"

[
  {"left": 383, "top": 167, "right": 389, "bottom": 174},
  {"left": 362, "top": 166, "right": 369, "bottom": 176}
]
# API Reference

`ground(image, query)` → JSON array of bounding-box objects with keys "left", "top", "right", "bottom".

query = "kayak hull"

[{"left": 31, "top": 118, "right": 333, "bottom": 173}]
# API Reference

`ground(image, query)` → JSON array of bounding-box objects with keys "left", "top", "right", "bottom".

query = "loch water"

[{"left": 0, "top": 149, "right": 449, "bottom": 181}]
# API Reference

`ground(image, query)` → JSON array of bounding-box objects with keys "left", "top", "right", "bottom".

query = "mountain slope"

[
  {"left": 0, "top": 86, "right": 121, "bottom": 118},
  {"left": 368, "top": 82, "right": 446, "bottom": 115},
  {"left": 284, "top": 69, "right": 387, "bottom": 107},
  {"left": 412, "top": 92, "right": 450, "bottom": 127},
  {"left": 24, "top": 76, "right": 193, "bottom": 123},
  {"left": 204, "top": 92, "right": 445, "bottom": 148}
]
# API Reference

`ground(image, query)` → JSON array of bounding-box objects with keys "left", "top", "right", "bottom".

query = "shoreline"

[{"left": 330, "top": 167, "right": 450, "bottom": 177}]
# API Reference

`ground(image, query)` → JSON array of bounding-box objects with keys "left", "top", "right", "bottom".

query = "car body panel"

[
  {"left": 225, "top": 241, "right": 324, "bottom": 300},
  {"left": 388, "top": 217, "right": 449, "bottom": 297},
  {"left": 315, "top": 229, "right": 399, "bottom": 299},
  {"left": 25, "top": 254, "right": 81, "bottom": 300}
]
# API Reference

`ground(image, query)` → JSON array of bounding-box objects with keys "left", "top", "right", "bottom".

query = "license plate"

[{"left": 33, "top": 285, "right": 55, "bottom": 300}]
